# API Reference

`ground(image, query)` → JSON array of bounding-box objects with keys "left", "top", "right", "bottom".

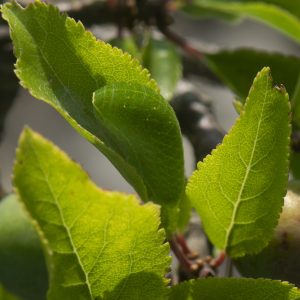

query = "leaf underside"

[
  {"left": 13, "top": 128, "right": 170, "bottom": 300},
  {"left": 168, "top": 278, "right": 300, "bottom": 300},
  {"left": 1, "top": 1, "right": 185, "bottom": 223},
  {"left": 187, "top": 67, "right": 290, "bottom": 257}
]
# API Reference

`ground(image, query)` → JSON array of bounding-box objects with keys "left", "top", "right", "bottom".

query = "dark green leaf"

[
  {"left": 143, "top": 38, "right": 182, "bottom": 101},
  {"left": 1, "top": 1, "right": 185, "bottom": 232},
  {"left": 168, "top": 278, "right": 300, "bottom": 300},
  {"left": 0, "top": 194, "right": 47, "bottom": 300},
  {"left": 93, "top": 82, "right": 185, "bottom": 231},
  {"left": 290, "top": 151, "right": 300, "bottom": 180},
  {"left": 205, "top": 49, "right": 300, "bottom": 103},
  {"left": 0, "top": 284, "right": 21, "bottom": 300}
]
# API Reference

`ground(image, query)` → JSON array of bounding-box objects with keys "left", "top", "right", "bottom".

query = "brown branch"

[
  {"left": 175, "top": 234, "right": 199, "bottom": 259},
  {"left": 160, "top": 27, "right": 203, "bottom": 60},
  {"left": 210, "top": 251, "right": 226, "bottom": 268},
  {"left": 169, "top": 238, "right": 199, "bottom": 275}
]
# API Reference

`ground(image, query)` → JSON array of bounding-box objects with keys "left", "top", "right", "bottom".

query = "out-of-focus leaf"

[
  {"left": 234, "top": 181, "right": 300, "bottom": 286},
  {"left": 205, "top": 49, "right": 300, "bottom": 103},
  {"left": 183, "top": 0, "right": 300, "bottom": 44},
  {"left": 290, "top": 151, "right": 300, "bottom": 180},
  {"left": 143, "top": 38, "right": 182, "bottom": 101},
  {"left": 205, "top": 48, "right": 300, "bottom": 126},
  {"left": 0, "top": 284, "right": 21, "bottom": 300},
  {"left": 0, "top": 194, "right": 47, "bottom": 300},
  {"left": 176, "top": 194, "right": 192, "bottom": 232},
  {"left": 291, "top": 75, "right": 300, "bottom": 128},
  {"left": 109, "top": 36, "right": 141, "bottom": 60},
  {"left": 183, "top": 0, "right": 300, "bottom": 20}
]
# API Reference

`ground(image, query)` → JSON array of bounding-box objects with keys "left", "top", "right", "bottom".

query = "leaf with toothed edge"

[
  {"left": 186, "top": 67, "right": 290, "bottom": 257},
  {"left": 13, "top": 128, "right": 171, "bottom": 300},
  {"left": 168, "top": 278, "right": 300, "bottom": 300},
  {"left": 1, "top": 1, "right": 185, "bottom": 233}
]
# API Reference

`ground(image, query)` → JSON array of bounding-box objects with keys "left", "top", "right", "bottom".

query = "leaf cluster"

[{"left": 0, "top": 1, "right": 299, "bottom": 299}]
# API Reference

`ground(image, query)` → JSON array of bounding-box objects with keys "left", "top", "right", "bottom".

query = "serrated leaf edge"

[
  {"left": 1, "top": 0, "right": 160, "bottom": 203},
  {"left": 12, "top": 127, "right": 171, "bottom": 298},
  {"left": 169, "top": 277, "right": 300, "bottom": 299},
  {"left": 187, "top": 67, "right": 291, "bottom": 256}
]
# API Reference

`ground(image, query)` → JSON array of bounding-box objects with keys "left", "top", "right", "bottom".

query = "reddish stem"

[
  {"left": 169, "top": 238, "right": 198, "bottom": 274},
  {"left": 160, "top": 27, "right": 203, "bottom": 60},
  {"left": 176, "top": 234, "right": 198, "bottom": 259},
  {"left": 210, "top": 251, "right": 226, "bottom": 268}
]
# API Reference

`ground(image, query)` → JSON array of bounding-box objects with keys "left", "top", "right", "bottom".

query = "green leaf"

[
  {"left": 205, "top": 49, "right": 300, "bottom": 103},
  {"left": 109, "top": 36, "right": 141, "bottom": 60},
  {"left": 0, "top": 284, "right": 21, "bottom": 300},
  {"left": 194, "top": 0, "right": 300, "bottom": 20},
  {"left": 184, "top": 0, "right": 300, "bottom": 44},
  {"left": 1, "top": 1, "right": 185, "bottom": 223},
  {"left": 0, "top": 194, "right": 48, "bottom": 300},
  {"left": 142, "top": 38, "right": 182, "bottom": 101},
  {"left": 290, "top": 151, "right": 300, "bottom": 180},
  {"left": 260, "top": 0, "right": 300, "bottom": 19},
  {"left": 168, "top": 278, "right": 300, "bottom": 300},
  {"left": 186, "top": 67, "right": 290, "bottom": 257},
  {"left": 291, "top": 74, "right": 300, "bottom": 128},
  {"left": 206, "top": 48, "right": 300, "bottom": 127},
  {"left": 183, "top": 0, "right": 300, "bottom": 21},
  {"left": 92, "top": 82, "right": 184, "bottom": 232},
  {"left": 13, "top": 128, "right": 170, "bottom": 300},
  {"left": 234, "top": 181, "right": 300, "bottom": 286},
  {"left": 176, "top": 194, "right": 192, "bottom": 232},
  {"left": 92, "top": 82, "right": 183, "bottom": 206}
]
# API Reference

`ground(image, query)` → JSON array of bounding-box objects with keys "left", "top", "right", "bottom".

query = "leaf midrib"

[
  {"left": 224, "top": 77, "right": 269, "bottom": 249},
  {"left": 28, "top": 140, "right": 94, "bottom": 300},
  {"left": 9, "top": 5, "right": 149, "bottom": 202}
]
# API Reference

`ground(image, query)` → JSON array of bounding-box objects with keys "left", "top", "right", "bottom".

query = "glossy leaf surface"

[{"left": 2, "top": 2, "right": 185, "bottom": 223}]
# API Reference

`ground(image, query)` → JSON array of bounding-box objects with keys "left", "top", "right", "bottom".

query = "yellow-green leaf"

[
  {"left": 184, "top": 0, "right": 300, "bottom": 44},
  {"left": 186, "top": 68, "right": 290, "bottom": 257},
  {"left": 13, "top": 128, "right": 170, "bottom": 300},
  {"left": 1, "top": 1, "right": 185, "bottom": 227}
]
